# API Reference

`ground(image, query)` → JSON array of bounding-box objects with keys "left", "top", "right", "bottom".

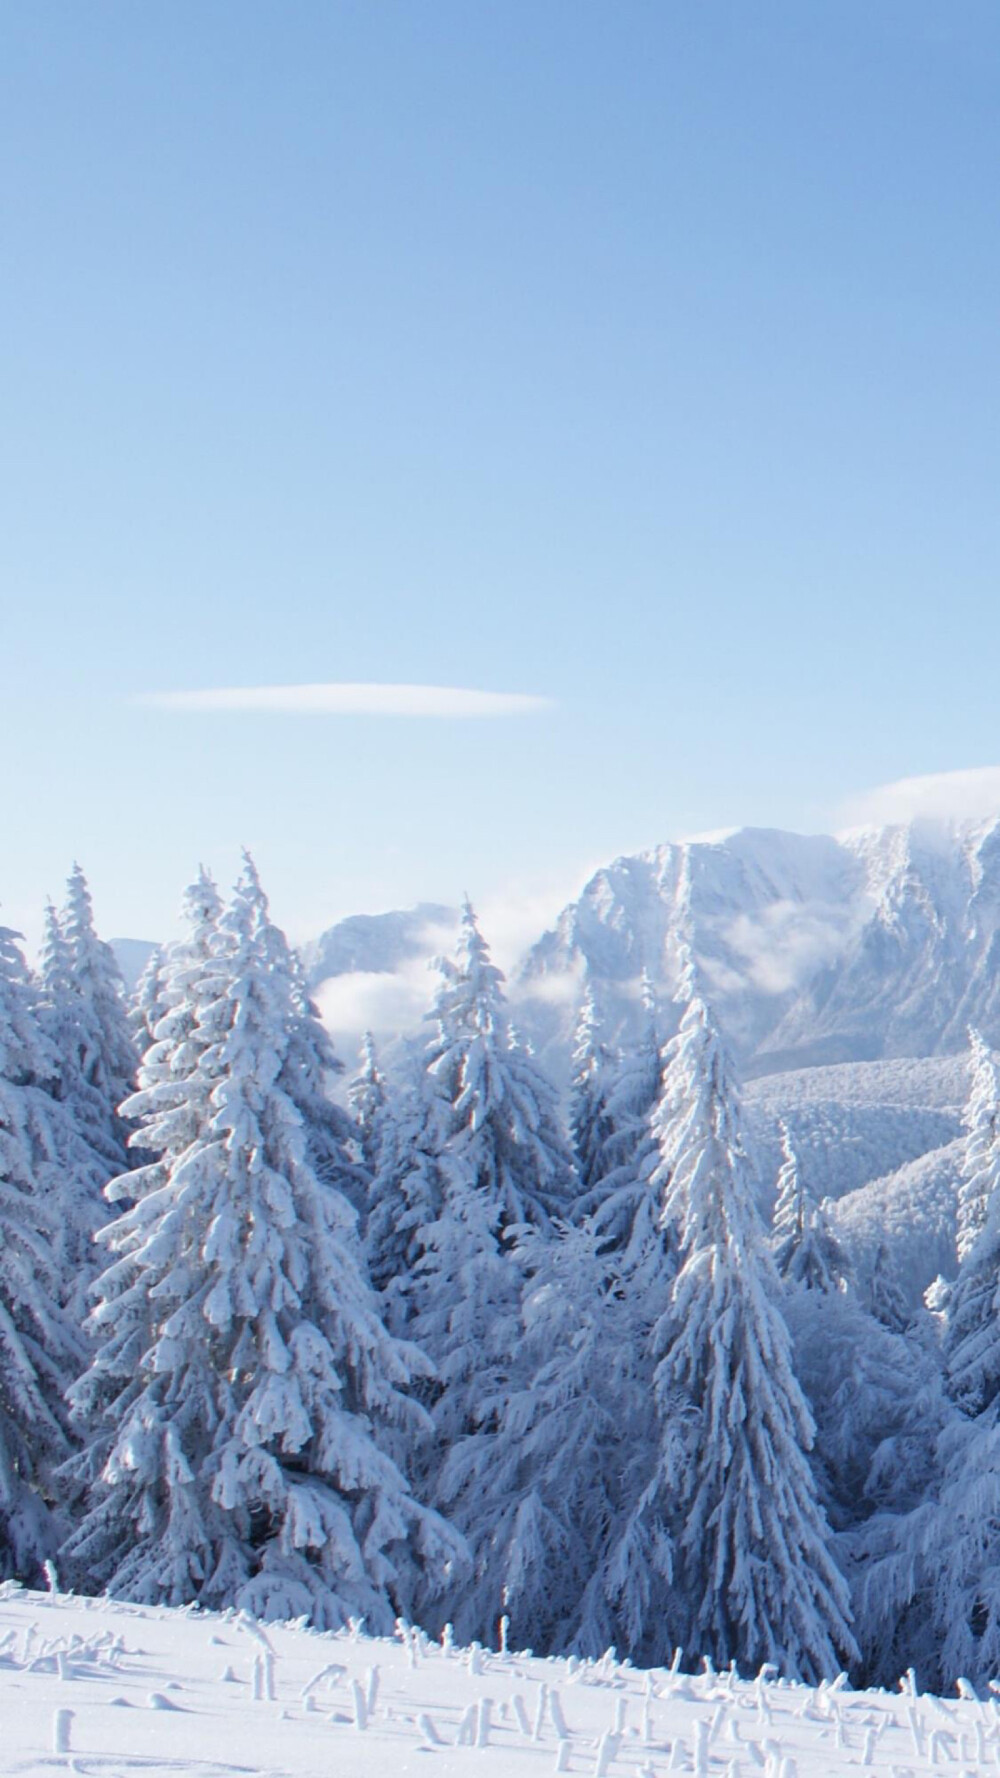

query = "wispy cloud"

[
  {"left": 838, "top": 766, "right": 1000, "bottom": 829},
  {"left": 134, "top": 682, "right": 553, "bottom": 719}
]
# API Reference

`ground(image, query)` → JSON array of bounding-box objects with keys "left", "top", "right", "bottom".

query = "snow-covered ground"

[{"left": 3, "top": 1585, "right": 996, "bottom": 1778}]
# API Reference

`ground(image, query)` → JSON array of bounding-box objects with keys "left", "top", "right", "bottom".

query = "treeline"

[{"left": 2, "top": 858, "right": 999, "bottom": 1691}]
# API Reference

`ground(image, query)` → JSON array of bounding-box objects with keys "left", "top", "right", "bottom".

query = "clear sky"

[{"left": 4, "top": 2, "right": 1000, "bottom": 955}]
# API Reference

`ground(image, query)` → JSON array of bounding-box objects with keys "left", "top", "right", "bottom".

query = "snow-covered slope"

[
  {"left": 832, "top": 1139, "right": 963, "bottom": 1314},
  {"left": 515, "top": 817, "right": 1000, "bottom": 1077},
  {"left": 745, "top": 1055, "right": 966, "bottom": 1206},
  {"left": 0, "top": 1584, "right": 988, "bottom": 1775}
]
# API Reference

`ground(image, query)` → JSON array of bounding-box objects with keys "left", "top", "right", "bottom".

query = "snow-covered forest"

[{"left": 5, "top": 851, "right": 1000, "bottom": 1697}]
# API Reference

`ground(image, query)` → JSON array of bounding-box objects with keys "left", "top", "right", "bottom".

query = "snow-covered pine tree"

[
  {"left": 846, "top": 1035, "right": 1000, "bottom": 1689},
  {"left": 401, "top": 907, "right": 578, "bottom": 1607},
  {"left": 584, "top": 973, "right": 663, "bottom": 1266},
  {"left": 364, "top": 1060, "right": 448, "bottom": 1321},
  {"left": 772, "top": 1122, "right": 847, "bottom": 1294},
  {"left": 434, "top": 1216, "right": 654, "bottom": 1653},
  {"left": 59, "top": 867, "right": 234, "bottom": 1533},
  {"left": 64, "top": 861, "right": 460, "bottom": 1628},
  {"left": 404, "top": 898, "right": 576, "bottom": 1334},
  {"left": 0, "top": 924, "right": 84, "bottom": 1577},
  {"left": 129, "top": 944, "right": 167, "bottom": 1059},
  {"left": 848, "top": 1352, "right": 1000, "bottom": 1696},
  {"left": 433, "top": 973, "right": 671, "bottom": 1659},
  {"left": 956, "top": 1027, "right": 1000, "bottom": 1263},
  {"left": 236, "top": 854, "right": 365, "bottom": 1215},
  {"left": 349, "top": 1031, "right": 390, "bottom": 1177},
  {"left": 945, "top": 1036, "right": 1000, "bottom": 1415},
  {"left": 44, "top": 866, "right": 139, "bottom": 1173},
  {"left": 864, "top": 1239, "right": 911, "bottom": 1334},
  {"left": 652, "top": 989, "right": 857, "bottom": 1681},
  {"left": 427, "top": 900, "right": 577, "bottom": 1229},
  {"left": 28, "top": 902, "right": 117, "bottom": 1317},
  {"left": 568, "top": 979, "right": 617, "bottom": 1200}
]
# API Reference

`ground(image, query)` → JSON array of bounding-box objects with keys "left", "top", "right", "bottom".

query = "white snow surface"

[
  {"left": 832, "top": 1139, "right": 964, "bottom": 1310},
  {"left": 1, "top": 1584, "right": 992, "bottom": 1778}
]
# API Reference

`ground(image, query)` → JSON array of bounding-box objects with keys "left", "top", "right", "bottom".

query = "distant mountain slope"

[
  {"left": 831, "top": 1138, "right": 963, "bottom": 1314},
  {"left": 745, "top": 1053, "right": 969, "bottom": 1113},
  {"left": 301, "top": 903, "right": 458, "bottom": 989},
  {"left": 745, "top": 1054, "right": 966, "bottom": 1206},
  {"left": 110, "top": 936, "right": 157, "bottom": 991},
  {"left": 515, "top": 817, "right": 1000, "bottom": 1077}
]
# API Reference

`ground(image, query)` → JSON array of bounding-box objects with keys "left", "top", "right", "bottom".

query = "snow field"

[{"left": 2, "top": 1587, "right": 998, "bottom": 1778}]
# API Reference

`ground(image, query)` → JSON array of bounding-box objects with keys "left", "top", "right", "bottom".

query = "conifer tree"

[
  {"left": 350, "top": 1031, "right": 390, "bottom": 1177},
  {"left": 237, "top": 855, "right": 365, "bottom": 1214},
  {"left": 401, "top": 907, "right": 577, "bottom": 1594},
  {"left": 404, "top": 901, "right": 576, "bottom": 1339},
  {"left": 435, "top": 1212, "right": 672, "bottom": 1656},
  {"left": 433, "top": 972, "right": 671, "bottom": 1659},
  {"left": 64, "top": 863, "right": 460, "bottom": 1628},
  {"left": 60, "top": 867, "right": 234, "bottom": 1533},
  {"left": 945, "top": 1034, "right": 1000, "bottom": 1415},
  {"left": 568, "top": 980, "right": 616, "bottom": 1200},
  {"left": 130, "top": 945, "right": 167, "bottom": 1059},
  {"left": 772, "top": 1122, "right": 847, "bottom": 1294},
  {"left": 42, "top": 867, "right": 138, "bottom": 1173},
  {"left": 427, "top": 900, "right": 577, "bottom": 1229},
  {"left": 956, "top": 1027, "right": 1000, "bottom": 1263},
  {"left": 652, "top": 989, "right": 857, "bottom": 1680},
  {"left": 0, "top": 924, "right": 84, "bottom": 1576},
  {"left": 585, "top": 974, "right": 663, "bottom": 1265},
  {"left": 364, "top": 1062, "right": 447, "bottom": 1319}
]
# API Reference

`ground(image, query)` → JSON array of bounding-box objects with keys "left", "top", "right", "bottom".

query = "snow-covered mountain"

[
  {"left": 110, "top": 936, "right": 157, "bottom": 991},
  {"left": 301, "top": 902, "right": 458, "bottom": 988},
  {"left": 514, "top": 817, "right": 1000, "bottom": 1077}
]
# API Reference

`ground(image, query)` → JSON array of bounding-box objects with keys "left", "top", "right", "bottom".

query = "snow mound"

[{"left": 0, "top": 1584, "right": 989, "bottom": 1776}]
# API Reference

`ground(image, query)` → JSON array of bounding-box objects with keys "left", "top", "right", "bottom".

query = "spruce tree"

[
  {"left": 364, "top": 1061, "right": 447, "bottom": 1319},
  {"left": 434, "top": 974, "right": 671, "bottom": 1659},
  {"left": 772, "top": 1121, "right": 847, "bottom": 1294},
  {"left": 0, "top": 925, "right": 83, "bottom": 1576},
  {"left": 426, "top": 900, "right": 577, "bottom": 1229},
  {"left": 436, "top": 1215, "right": 670, "bottom": 1656},
  {"left": 65, "top": 863, "right": 460, "bottom": 1628},
  {"left": 350, "top": 1031, "right": 390, "bottom": 1177},
  {"left": 946, "top": 1035, "right": 1000, "bottom": 1415},
  {"left": 404, "top": 901, "right": 576, "bottom": 1349},
  {"left": 130, "top": 944, "right": 167, "bottom": 1059},
  {"left": 568, "top": 980, "right": 616, "bottom": 1201},
  {"left": 956, "top": 1027, "right": 1000, "bottom": 1263},
  {"left": 401, "top": 906, "right": 577, "bottom": 1607},
  {"left": 585, "top": 974, "right": 663, "bottom": 1265},
  {"left": 43, "top": 867, "right": 138, "bottom": 1173},
  {"left": 237, "top": 854, "right": 365, "bottom": 1215},
  {"left": 652, "top": 990, "right": 857, "bottom": 1680}
]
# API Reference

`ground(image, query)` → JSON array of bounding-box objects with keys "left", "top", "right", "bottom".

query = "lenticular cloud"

[{"left": 136, "top": 682, "right": 552, "bottom": 718}]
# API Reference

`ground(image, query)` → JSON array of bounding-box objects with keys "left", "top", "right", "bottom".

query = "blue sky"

[{"left": 4, "top": 2, "right": 1000, "bottom": 953}]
